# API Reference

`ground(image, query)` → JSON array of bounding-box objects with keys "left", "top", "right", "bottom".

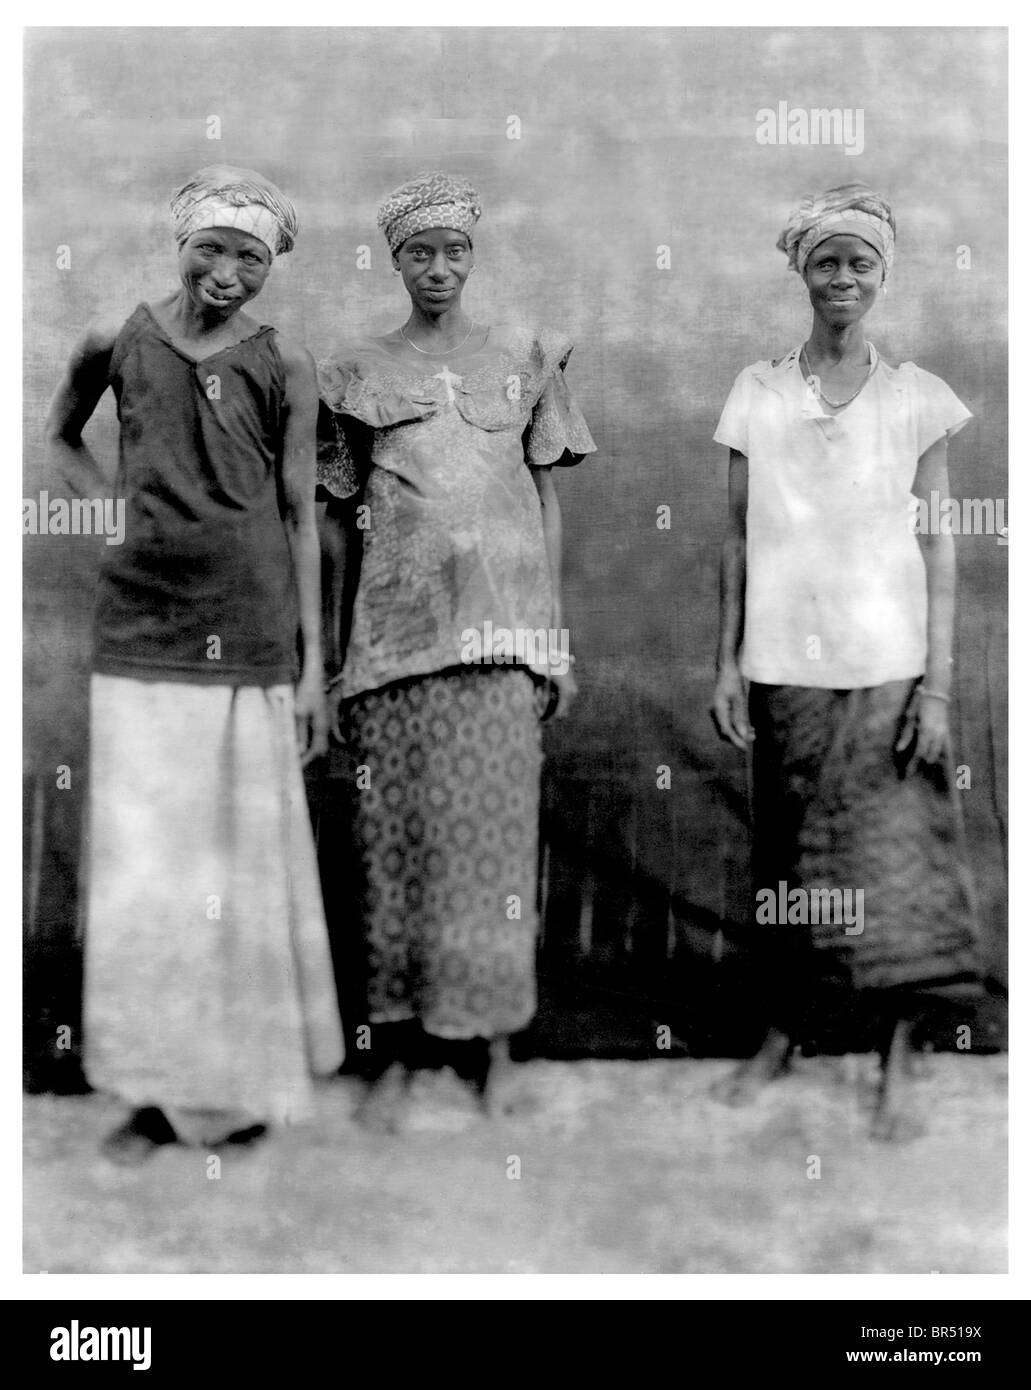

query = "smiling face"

[
  {"left": 393, "top": 227, "right": 473, "bottom": 313},
  {"left": 177, "top": 227, "right": 273, "bottom": 316},
  {"left": 803, "top": 234, "right": 884, "bottom": 326}
]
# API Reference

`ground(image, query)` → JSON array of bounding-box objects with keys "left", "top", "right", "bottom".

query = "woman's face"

[
  {"left": 393, "top": 228, "right": 473, "bottom": 313},
  {"left": 803, "top": 234, "right": 883, "bottom": 326},
  {"left": 178, "top": 228, "right": 272, "bottom": 316}
]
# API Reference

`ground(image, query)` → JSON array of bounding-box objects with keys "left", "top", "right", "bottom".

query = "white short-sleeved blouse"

[{"left": 714, "top": 345, "right": 972, "bottom": 688}]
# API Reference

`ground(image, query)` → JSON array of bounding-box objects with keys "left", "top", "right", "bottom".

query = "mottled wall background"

[{"left": 24, "top": 27, "right": 1007, "bottom": 1075}]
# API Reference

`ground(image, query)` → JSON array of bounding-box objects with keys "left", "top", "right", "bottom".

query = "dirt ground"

[{"left": 24, "top": 1054, "right": 1006, "bottom": 1275}]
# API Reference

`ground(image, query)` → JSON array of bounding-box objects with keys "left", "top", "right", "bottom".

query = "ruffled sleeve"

[
  {"left": 315, "top": 357, "right": 366, "bottom": 499},
  {"left": 523, "top": 331, "right": 597, "bottom": 467},
  {"left": 909, "top": 365, "right": 974, "bottom": 457},
  {"left": 316, "top": 348, "right": 443, "bottom": 498},
  {"left": 713, "top": 365, "right": 757, "bottom": 456},
  {"left": 315, "top": 398, "right": 362, "bottom": 500}
]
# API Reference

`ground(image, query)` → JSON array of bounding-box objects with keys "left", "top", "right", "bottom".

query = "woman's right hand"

[
  {"left": 296, "top": 667, "right": 330, "bottom": 767},
  {"left": 549, "top": 666, "right": 579, "bottom": 719},
  {"left": 328, "top": 687, "right": 347, "bottom": 746},
  {"left": 712, "top": 662, "right": 755, "bottom": 751}
]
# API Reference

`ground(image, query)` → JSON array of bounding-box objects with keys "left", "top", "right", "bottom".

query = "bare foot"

[
  {"left": 482, "top": 1037, "right": 542, "bottom": 1119},
  {"left": 710, "top": 1062, "right": 774, "bottom": 1108},
  {"left": 870, "top": 1017, "right": 926, "bottom": 1142},
  {"left": 905, "top": 1045, "right": 934, "bottom": 1079},
  {"left": 482, "top": 1074, "right": 542, "bottom": 1120},
  {"left": 710, "top": 1029, "right": 793, "bottom": 1107},
  {"left": 402, "top": 1067, "right": 482, "bottom": 1132},
  {"left": 355, "top": 1063, "right": 409, "bottom": 1134},
  {"left": 870, "top": 1105, "right": 928, "bottom": 1143}
]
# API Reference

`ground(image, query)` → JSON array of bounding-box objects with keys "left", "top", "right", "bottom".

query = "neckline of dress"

[
  {"left": 398, "top": 324, "right": 492, "bottom": 360},
  {"left": 793, "top": 340, "right": 880, "bottom": 416},
  {"left": 140, "top": 302, "right": 273, "bottom": 366},
  {"left": 348, "top": 338, "right": 533, "bottom": 395},
  {"left": 368, "top": 326, "right": 497, "bottom": 368}
]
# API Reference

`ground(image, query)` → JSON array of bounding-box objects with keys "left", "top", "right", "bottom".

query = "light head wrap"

[
  {"left": 777, "top": 183, "right": 895, "bottom": 280},
  {"left": 170, "top": 164, "right": 299, "bottom": 259},
  {"left": 377, "top": 172, "right": 481, "bottom": 256}
]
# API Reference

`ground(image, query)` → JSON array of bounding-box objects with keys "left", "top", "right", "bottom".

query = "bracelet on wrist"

[{"left": 918, "top": 685, "right": 951, "bottom": 704}]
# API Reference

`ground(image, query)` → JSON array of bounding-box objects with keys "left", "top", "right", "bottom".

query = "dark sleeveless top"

[{"left": 93, "top": 304, "right": 298, "bottom": 685}]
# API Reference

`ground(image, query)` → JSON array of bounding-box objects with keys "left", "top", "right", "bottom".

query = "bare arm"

[
  {"left": 711, "top": 449, "right": 754, "bottom": 751},
  {"left": 278, "top": 338, "right": 327, "bottom": 765},
  {"left": 315, "top": 497, "right": 348, "bottom": 676},
  {"left": 897, "top": 435, "right": 955, "bottom": 765},
  {"left": 530, "top": 464, "right": 577, "bottom": 717},
  {"left": 43, "top": 323, "right": 120, "bottom": 493},
  {"left": 913, "top": 437, "right": 956, "bottom": 694},
  {"left": 717, "top": 450, "right": 749, "bottom": 671},
  {"left": 531, "top": 465, "right": 564, "bottom": 630}
]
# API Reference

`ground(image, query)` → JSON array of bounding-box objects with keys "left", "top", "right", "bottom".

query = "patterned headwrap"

[
  {"left": 170, "top": 164, "right": 299, "bottom": 259},
  {"left": 777, "top": 183, "right": 895, "bottom": 279},
  {"left": 377, "top": 171, "right": 481, "bottom": 255}
]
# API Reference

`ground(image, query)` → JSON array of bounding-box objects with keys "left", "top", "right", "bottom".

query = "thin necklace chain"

[
  {"left": 400, "top": 320, "right": 477, "bottom": 356},
  {"left": 801, "top": 343, "right": 875, "bottom": 408}
]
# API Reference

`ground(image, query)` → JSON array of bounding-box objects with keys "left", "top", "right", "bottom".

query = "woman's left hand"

[
  {"left": 895, "top": 689, "right": 949, "bottom": 769},
  {"left": 549, "top": 666, "right": 579, "bottom": 719},
  {"left": 295, "top": 668, "right": 330, "bottom": 766}
]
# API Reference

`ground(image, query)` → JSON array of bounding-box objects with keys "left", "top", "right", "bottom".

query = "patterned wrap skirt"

[
  {"left": 748, "top": 678, "right": 983, "bottom": 1020},
  {"left": 340, "top": 664, "right": 544, "bottom": 1040},
  {"left": 84, "top": 675, "right": 345, "bottom": 1132}
]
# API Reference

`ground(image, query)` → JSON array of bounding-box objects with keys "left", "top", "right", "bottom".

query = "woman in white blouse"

[{"left": 711, "top": 184, "right": 982, "bottom": 1140}]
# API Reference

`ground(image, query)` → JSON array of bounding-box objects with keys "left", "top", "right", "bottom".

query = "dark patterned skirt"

[
  {"left": 749, "top": 679, "right": 982, "bottom": 1019},
  {"left": 339, "top": 665, "right": 543, "bottom": 1040}
]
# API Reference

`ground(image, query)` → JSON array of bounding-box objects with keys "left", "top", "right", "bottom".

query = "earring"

[{"left": 881, "top": 283, "right": 888, "bottom": 295}]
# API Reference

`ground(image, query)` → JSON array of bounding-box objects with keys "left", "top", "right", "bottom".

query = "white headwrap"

[
  {"left": 778, "top": 183, "right": 895, "bottom": 279},
  {"left": 171, "top": 165, "right": 298, "bottom": 259}
]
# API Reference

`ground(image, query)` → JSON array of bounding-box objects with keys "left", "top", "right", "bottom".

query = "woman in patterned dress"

[
  {"left": 710, "top": 184, "right": 982, "bottom": 1140},
  {"left": 317, "top": 173, "right": 596, "bottom": 1128}
]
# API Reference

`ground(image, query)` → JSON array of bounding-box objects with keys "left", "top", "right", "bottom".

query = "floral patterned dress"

[{"left": 317, "top": 326, "right": 596, "bottom": 1039}]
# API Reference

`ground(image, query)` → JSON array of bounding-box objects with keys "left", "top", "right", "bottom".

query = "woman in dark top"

[{"left": 45, "top": 165, "right": 343, "bottom": 1161}]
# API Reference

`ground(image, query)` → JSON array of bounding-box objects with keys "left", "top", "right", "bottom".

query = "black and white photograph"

[{"left": 21, "top": 22, "right": 1009, "bottom": 1287}]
